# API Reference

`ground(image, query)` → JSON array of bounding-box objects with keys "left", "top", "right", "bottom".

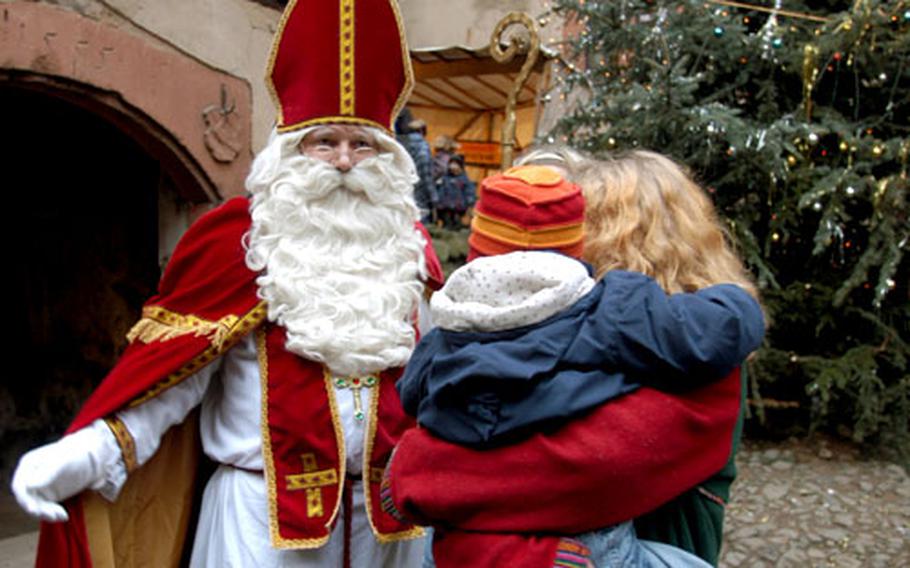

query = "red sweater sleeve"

[{"left": 389, "top": 369, "right": 741, "bottom": 534}]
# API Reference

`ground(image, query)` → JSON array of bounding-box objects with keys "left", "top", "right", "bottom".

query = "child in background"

[
  {"left": 386, "top": 164, "right": 764, "bottom": 567},
  {"left": 431, "top": 135, "right": 458, "bottom": 182},
  {"left": 435, "top": 154, "right": 475, "bottom": 228}
]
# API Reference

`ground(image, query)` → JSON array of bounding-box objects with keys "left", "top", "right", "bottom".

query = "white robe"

[{"left": 96, "top": 332, "right": 424, "bottom": 567}]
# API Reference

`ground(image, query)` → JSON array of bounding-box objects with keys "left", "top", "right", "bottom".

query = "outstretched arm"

[{"left": 11, "top": 361, "right": 217, "bottom": 522}]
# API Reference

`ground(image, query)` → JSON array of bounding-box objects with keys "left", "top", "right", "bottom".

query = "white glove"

[{"left": 11, "top": 420, "right": 121, "bottom": 522}]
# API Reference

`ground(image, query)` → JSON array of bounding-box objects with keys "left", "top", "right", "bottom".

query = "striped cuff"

[
  {"left": 553, "top": 538, "right": 592, "bottom": 568},
  {"left": 379, "top": 459, "right": 406, "bottom": 522}
]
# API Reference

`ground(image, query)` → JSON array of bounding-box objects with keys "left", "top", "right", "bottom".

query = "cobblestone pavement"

[
  {"left": 1, "top": 436, "right": 908, "bottom": 567},
  {"left": 720, "top": 436, "right": 910, "bottom": 567}
]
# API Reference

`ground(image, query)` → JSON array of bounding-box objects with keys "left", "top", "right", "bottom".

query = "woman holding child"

[{"left": 386, "top": 148, "right": 763, "bottom": 567}]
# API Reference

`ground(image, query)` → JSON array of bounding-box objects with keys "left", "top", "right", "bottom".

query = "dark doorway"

[{"left": 2, "top": 87, "right": 163, "bottom": 500}]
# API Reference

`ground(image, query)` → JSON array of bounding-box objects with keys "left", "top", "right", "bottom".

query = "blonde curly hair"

[{"left": 577, "top": 150, "right": 759, "bottom": 299}]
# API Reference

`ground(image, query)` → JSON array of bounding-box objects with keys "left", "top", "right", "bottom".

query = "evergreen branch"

[{"left": 843, "top": 306, "right": 910, "bottom": 357}]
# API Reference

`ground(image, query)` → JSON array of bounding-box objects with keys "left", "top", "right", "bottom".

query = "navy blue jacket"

[{"left": 397, "top": 270, "right": 764, "bottom": 447}]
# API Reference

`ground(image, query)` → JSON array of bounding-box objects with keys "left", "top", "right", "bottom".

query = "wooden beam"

[
  {"left": 407, "top": 102, "right": 473, "bottom": 112},
  {"left": 453, "top": 111, "right": 487, "bottom": 139},
  {"left": 413, "top": 56, "right": 545, "bottom": 80},
  {"left": 439, "top": 77, "right": 491, "bottom": 109},
  {"left": 410, "top": 85, "right": 464, "bottom": 109},
  {"left": 418, "top": 81, "right": 485, "bottom": 111},
  {"left": 486, "top": 111, "right": 495, "bottom": 143},
  {"left": 406, "top": 100, "right": 537, "bottom": 113},
  {"left": 471, "top": 76, "right": 510, "bottom": 100}
]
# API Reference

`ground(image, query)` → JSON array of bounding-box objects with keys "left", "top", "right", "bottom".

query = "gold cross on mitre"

[
  {"left": 333, "top": 375, "right": 378, "bottom": 421},
  {"left": 285, "top": 453, "right": 338, "bottom": 518}
]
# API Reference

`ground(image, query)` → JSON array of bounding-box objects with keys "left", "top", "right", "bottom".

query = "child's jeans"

[
  {"left": 577, "top": 521, "right": 712, "bottom": 567},
  {"left": 421, "top": 522, "right": 712, "bottom": 567}
]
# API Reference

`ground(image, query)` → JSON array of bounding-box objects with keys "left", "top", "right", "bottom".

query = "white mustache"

[{"left": 277, "top": 154, "right": 403, "bottom": 205}]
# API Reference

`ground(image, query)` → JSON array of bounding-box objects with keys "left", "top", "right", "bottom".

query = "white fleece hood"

[{"left": 430, "top": 251, "right": 596, "bottom": 333}]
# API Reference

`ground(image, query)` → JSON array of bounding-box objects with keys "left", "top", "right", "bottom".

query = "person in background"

[
  {"left": 395, "top": 109, "right": 436, "bottom": 225},
  {"left": 431, "top": 135, "right": 458, "bottom": 182},
  {"left": 435, "top": 154, "right": 475, "bottom": 229}
]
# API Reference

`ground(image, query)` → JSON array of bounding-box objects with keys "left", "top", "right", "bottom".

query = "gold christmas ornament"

[{"left": 802, "top": 44, "right": 820, "bottom": 119}]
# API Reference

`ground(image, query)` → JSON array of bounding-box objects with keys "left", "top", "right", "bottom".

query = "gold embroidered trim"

[
  {"left": 128, "top": 302, "right": 268, "bottom": 408},
  {"left": 103, "top": 416, "right": 138, "bottom": 474},
  {"left": 259, "top": 328, "right": 285, "bottom": 547},
  {"left": 362, "top": 375, "right": 425, "bottom": 543},
  {"left": 339, "top": 0, "right": 356, "bottom": 116},
  {"left": 264, "top": 0, "right": 300, "bottom": 127},
  {"left": 388, "top": 0, "right": 415, "bottom": 132},
  {"left": 285, "top": 453, "right": 339, "bottom": 518},
  {"left": 322, "top": 366, "right": 347, "bottom": 529},
  {"left": 126, "top": 306, "right": 240, "bottom": 351},
  {"left": 275, "top": 115, "right": 391, "bottom": 135}
]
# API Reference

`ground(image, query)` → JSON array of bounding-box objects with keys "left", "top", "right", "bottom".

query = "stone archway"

[
  {"left": 0, "top": 1, "right": 253, "bottom": 201},
  {"left": 0, "top": 1, "right": 254, "bottom": 501},
  {"left": 4, "top": 86, "right": 160, "bottom": 465}
]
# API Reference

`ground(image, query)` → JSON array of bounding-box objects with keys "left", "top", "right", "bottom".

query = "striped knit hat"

[{"left": 468, "top": 165, "right": 585, "bottom": 261}]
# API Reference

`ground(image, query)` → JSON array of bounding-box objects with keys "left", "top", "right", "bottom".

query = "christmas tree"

[{"left": 544, "top": 0, "right": 909, "bottom": 459}]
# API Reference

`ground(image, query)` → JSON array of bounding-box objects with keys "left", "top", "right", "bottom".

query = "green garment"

[{"left": 633, "top": 367, "right": 747, "bottom": 566}]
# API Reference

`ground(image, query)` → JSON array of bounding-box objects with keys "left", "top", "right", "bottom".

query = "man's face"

[{"left": 299, "top": 124, "right": 378, "bottom": 172}]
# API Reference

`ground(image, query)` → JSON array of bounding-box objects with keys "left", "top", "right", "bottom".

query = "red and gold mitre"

[{"left": 267, "top": 0, "right": 414, "bottom": 134}]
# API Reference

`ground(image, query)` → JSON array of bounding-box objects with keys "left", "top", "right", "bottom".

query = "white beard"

[{"left": 244, "top": 145, "right": 426, "bottom": 377}]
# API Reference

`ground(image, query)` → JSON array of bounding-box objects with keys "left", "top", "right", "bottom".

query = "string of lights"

[{"left": 706, "top": 0, "right": 830, "bottom": 23}]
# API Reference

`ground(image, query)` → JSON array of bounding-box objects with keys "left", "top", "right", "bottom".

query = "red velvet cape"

[{"left": 389, "top": 369, "right": 743, "bottom": 568}]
